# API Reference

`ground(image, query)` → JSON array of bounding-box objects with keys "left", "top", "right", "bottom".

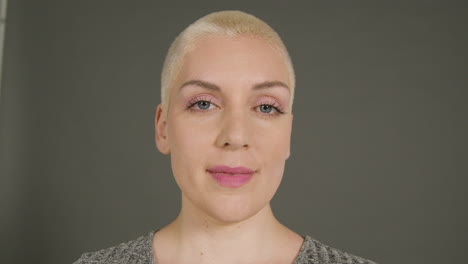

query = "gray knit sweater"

[{"left": 73, "top": 230, "right": 378, "bottom": 264}]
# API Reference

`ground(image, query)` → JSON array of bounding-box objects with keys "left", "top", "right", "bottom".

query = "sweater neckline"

[{"left": 145, "top": 229, "right": 312, "bottom": 264}]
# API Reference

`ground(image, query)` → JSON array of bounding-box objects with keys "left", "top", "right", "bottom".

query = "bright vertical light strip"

[{"left": 0, "top": 0, "right": 7, "bottom": 99}]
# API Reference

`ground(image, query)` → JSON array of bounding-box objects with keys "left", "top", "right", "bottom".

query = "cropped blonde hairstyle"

[{"left": 160, "top": 10, "right": 295, "bottom": 117}]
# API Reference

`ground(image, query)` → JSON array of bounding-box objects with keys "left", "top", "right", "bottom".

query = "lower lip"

[{"left": 209, "top": 172, "right": 253, "bottom": 187}]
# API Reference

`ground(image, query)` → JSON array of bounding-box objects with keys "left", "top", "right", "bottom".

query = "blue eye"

[
  {"left": 259, "top": 104, "right": 274, "bottom": 113},
  {"left": 196, "top": 100, "right": 211, "bottom": 110},
  {"left": 187, "top": 99, "right": 216, "bottom": 111},
  {"left": 187, "top": 98, "right": 284, "bottom": 117}
]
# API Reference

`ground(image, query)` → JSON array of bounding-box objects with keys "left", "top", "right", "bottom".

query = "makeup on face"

[
  {"left": 162, "top": 36, "right": 293, "bottom": 223},
  {"left": 176, "top": 80, "right": 290, "bottom": 117},
  {"left": 207, "top": 165, "right": 256, "bottom": 188}
]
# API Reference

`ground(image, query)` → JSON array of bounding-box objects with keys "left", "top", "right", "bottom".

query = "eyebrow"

[{"left": 179, "top": 80, "right": 290, "bottom": 92}]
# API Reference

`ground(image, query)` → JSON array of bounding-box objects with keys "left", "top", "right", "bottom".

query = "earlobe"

[{"left": 155, "top": 104, "right": 170, "bottom": 155}]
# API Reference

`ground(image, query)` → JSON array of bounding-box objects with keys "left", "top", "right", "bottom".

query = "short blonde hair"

[{"left": 160, "top": 10, "right": 295, "bottom": 117}]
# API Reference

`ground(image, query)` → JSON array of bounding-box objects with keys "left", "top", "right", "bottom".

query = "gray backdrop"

[{"left": 1, "top": 1, "right": 467, "bottom": 263}]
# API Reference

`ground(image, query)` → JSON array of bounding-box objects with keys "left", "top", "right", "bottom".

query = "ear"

[{"left": 155, "top": 104, "right": 170, "bottom": 155}]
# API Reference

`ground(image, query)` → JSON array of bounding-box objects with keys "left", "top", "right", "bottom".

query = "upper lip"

[{"left": 207, "top": 165, "right": 255, "bottom": 174}]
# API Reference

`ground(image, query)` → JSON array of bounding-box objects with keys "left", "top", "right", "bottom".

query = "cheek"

[
  {"left": 170, "top": 117, "right": 218, "bottom": 150},
  {"left": 254, "top": 118, "right": 292, "bottom": 186},
  {"left": 167, "top": 119, "right": 215, "bottom": 181},
  {"left": 263, "top": 132, "right": 289, "bottom": 178},
  {"left": 257, "top": 119, "right": 292, "bottom": 160}
]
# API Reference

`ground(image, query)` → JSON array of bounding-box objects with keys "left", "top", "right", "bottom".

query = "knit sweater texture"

[{"left": 73, "top": 230, "right": 378, "bottom": 264}]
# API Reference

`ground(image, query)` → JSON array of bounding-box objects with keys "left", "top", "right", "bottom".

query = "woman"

[{"left": 74, "top": 10, "right": 378, "bottom": 264}]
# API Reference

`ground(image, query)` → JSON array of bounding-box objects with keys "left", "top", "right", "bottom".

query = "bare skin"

[
  {"left": 154, "top": 35, "right": 304, "bottom": 264},
  {"left": 152, "top": 198, "right": 304, "bottom": 264}
]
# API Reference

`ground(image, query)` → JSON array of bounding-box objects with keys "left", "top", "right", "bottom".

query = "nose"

[{"left": 215, "top": 109, "right": 250, "bottom": 150}]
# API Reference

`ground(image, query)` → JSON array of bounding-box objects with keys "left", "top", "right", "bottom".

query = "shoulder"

[
  {"left": 295, "top": 235, "right": 379, "bottom": 264},
  {"left": 72, "top": 231, "right": 155, "bottom": 264}
]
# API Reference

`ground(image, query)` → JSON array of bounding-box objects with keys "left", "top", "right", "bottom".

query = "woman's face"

[{"left": 155, "top": 35, "right": 293, "bottom": 223}]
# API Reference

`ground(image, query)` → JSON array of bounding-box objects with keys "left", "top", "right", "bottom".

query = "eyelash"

[{"left": 186, "top": 96, "right": 285, "bottom": 117}]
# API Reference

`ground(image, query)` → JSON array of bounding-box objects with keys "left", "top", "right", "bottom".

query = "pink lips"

[{"left": 207, "top": 165, "right": 255, "bottom": 188}]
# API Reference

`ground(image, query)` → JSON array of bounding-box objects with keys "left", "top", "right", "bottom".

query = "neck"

[{"left": 154, "top": 194, "right": 297, "bottom": 263}]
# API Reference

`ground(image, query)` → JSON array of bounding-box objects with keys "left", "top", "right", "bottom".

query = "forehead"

[{"left": 177, "top": 35, "right": 290, "bottom": 89}]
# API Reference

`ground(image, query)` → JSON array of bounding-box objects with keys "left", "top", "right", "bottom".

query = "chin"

[{"left": 202, "top": 195, "right": 268, "bottom": 225}]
